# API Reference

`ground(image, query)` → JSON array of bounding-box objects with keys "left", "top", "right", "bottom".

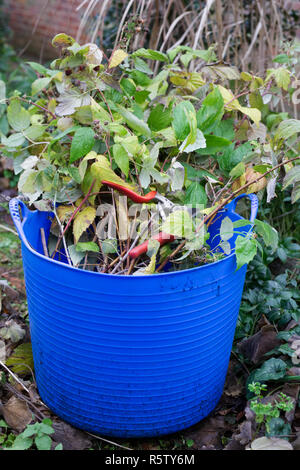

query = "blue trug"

[{"left": 9, "top": 194, "right": 258, "bottom": 437}]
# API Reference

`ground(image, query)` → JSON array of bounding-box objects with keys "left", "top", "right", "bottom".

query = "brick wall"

[{"left": 2, "top": 0, "right": 89, "bottom": 59}]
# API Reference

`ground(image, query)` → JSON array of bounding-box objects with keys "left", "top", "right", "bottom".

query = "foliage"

[
  {"left": 0, "top": 33, "right": 299, "bottom": 275},
  {"left": 1, "top": 419, "right": 62, "bottom": 450},
  {"left": 248, "top": 382, "right": 294, "bottom": 438}
]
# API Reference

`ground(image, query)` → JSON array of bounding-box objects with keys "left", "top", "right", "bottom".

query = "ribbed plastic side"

[{"left": 20, "top": 236, "right": 247, "bottom": 437}]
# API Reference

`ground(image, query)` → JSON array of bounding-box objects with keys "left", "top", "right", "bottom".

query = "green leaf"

[
  {"left": 220, "top": 216, "right": 234, "bottom": 241},
  {"left": 148, "top": 104, "right": 172, "bottom": 132},
  {"left": 9, "top": 435, "right": 33, "bottom": 450},
  {"left": 273, "top": 54, "right": 290, "bottom": 64},
  {"left": 172, "top": 101, "right": 196, "bottom": 141},
  {"left": 132, "top": 48, "right": 168, "bottom": 62},
  {"left": 0, "top": 79, "right": 6, "bottom": 102},
  {"left": 184, "top": 182, "right": 207, "bottom": 207},
  {"left": 196, "top": 135, "right": 231, "bottom": 155},
  {"left": 161, "top": 209, "right": 194, "bottom": 238},
  {"left": 251, "top": 358, "right": 287, "bottom": 382},
  {"left": 179, "top": 129, "right": 206, "bottom": 153},
  {"left": 213, "top": 119, "right": 235, "bottom": 140},
  {"left": 7, "top": 99, "right": 31, "bottom": 131},
  {"left": 254, "top": 219, "right": 278, "bottom": 251},
  {"left": 68, "top": 244, "right": 85, "bottom": 267},
  {"left": 100, "top": 239, "right": 118, "bottom": 254},
  {"left": 24, "top": 125, "right": 46, "bottom": 140},
  {"left": 35, "top": 434, "right": 52, "bottom": 451},
  {"left": 230, "top": 162, "right": 245, "bottom": 179},
  {"left": 266, "top": 418, "right": 291, "bottom": 439},
  {"left": 73, "top": 206, "right": 96, "bottom": 243},
  {"left": 116, "top": 105, "right": 151, "bottom": 137},
  {"left": 1, "top": 133, "right": 25, "bottom": 147},
  {"left": 70, "top": 127, "right": 95, "bottom": 163},
  {"left": 196, "top": 88, "right": 224, "bottom": 132},
  {"left": 283, "top": 165, "right": 300, "bottom": 189},
  {"left": 112, "top": 144, "right": 129, "bottom": 177},
  {"left": 31, "top": 77, "right": 53, "bottom": 95},
  {"left": 27, "top": 61, "right": 50, "bottom": 75},
  {"left": 235, "top": 235, "right": 257, "bottom": 270},
  {"left": 275, "top": 119, "right": 300, "bottom": 141},
  {"left": 132, "top": 57, "right": 153, "bottom": 75},
  {"left": 219, "top": 142, "right": 253, "bottom": 173},
  {"left": 76, "top": 242, "right": 99, "bottom": 253},
  {"left": 267, "top": 67, "right": 291, "bottom": 90}
]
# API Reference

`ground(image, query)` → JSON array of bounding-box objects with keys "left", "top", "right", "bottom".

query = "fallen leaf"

[
  {"left": 6, "top": 343, "right": 34, "bottom": 376},
  {"left": 51, "top": 420, "right": 92, "bottom": 450},
  {"left": 2, "top": 396, "right": 32, "bottom": 432},
  {"left": 250, "top": 436, "right": 293, "bottom": 450},
  {"left": 0, "top": 320, "right": 25, "bottom": 343},
  {"left": 238, "top": 325, "right": 281, "bottom": 364}
]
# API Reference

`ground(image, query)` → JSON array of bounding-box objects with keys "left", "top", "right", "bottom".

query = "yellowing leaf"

[
  {"left": 90, "top": 161, "right": 134, "bottom": 190},
  {"left": 6, "top": 343, "right": 34, "bottom": 376},
  {"left": 108, "top": 49, "right": 128, "bottom": 69},
  {"left": 218, "top": 85, "right": 261, "bottom": 127},
  {"left": 238, "top": 106, "right": 261, "bottom": 127},
  {"left": 170, "top": 72, "right": 205, "bottom": 93},
  {"left": 73, "top": 206, "right": 96, "bottom": 243},
  {"left": 57, "top": 205, "right": 73, "bottom": 224}
]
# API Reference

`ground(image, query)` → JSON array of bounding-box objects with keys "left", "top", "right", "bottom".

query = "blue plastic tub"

[{"left": 9, "top": 193, "right": 258, "bottom": 437}]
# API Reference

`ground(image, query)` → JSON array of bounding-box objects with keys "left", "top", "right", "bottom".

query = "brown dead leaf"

[
  {"left": 182, "top": 415, "right": 230, "bottom": 449},
  {"left": 51, "top": 420, "right": 92, "bottom": 450},
  {"left": 237, "top": 325, "right": 281, "bottom": 364},
  {"left": 1, "top": 395, "right": 32, "bottom": 432}
]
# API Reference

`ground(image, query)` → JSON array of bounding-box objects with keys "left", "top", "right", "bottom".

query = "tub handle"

[
  {"left": 225, "top": 193, "right": 258, "bottom": 222},
  {"left": 9, "top": 198, "right": 30, "bottom": 241}
]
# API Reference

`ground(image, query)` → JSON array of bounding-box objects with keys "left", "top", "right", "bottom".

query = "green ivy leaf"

[
  {"left": 250, "top": 358, "right": 287, "bottom": 382},
  {"left": 70, "top": 127, "right": 95, "bottom": 163}
]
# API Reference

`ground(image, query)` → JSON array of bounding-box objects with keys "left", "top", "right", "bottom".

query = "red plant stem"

[{"left": 17, "top": 96, "right": 56, "bottom": 120}]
